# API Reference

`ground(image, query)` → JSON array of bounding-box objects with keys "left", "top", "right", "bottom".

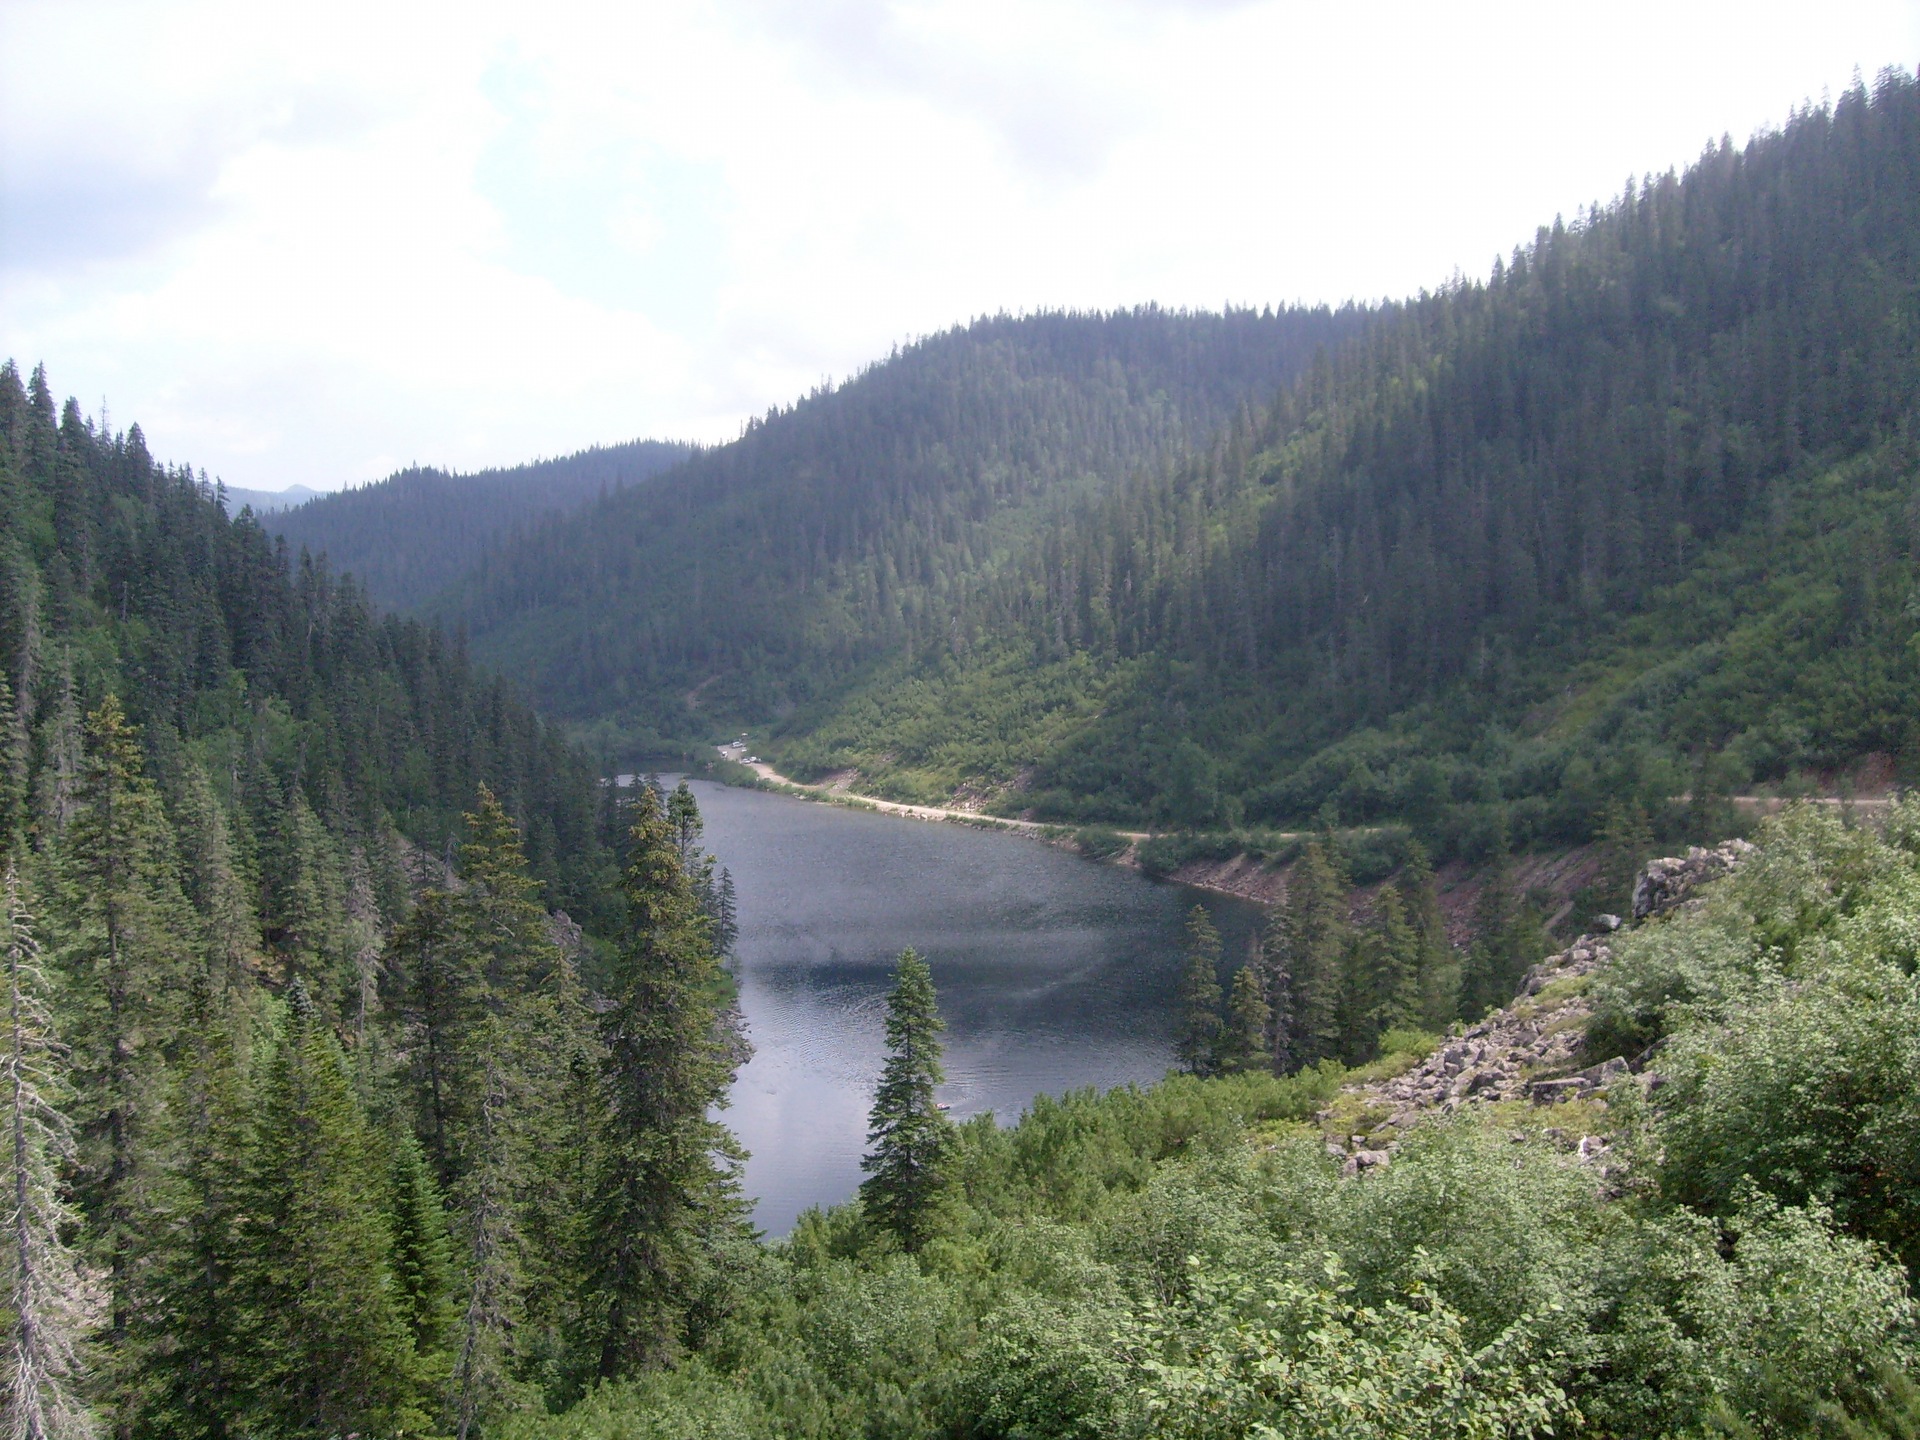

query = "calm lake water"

[{"left": 668, "top": 779, "right": 1265, "bottom": 1235}]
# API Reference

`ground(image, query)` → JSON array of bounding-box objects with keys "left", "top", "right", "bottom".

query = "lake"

[{"left": 669, "top": 779, "right": 1267, "bottom": 1235}]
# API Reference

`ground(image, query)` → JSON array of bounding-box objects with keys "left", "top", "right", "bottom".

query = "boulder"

[
  {"left": 1530, "top": 1078, "right": 1588, "bottom": 1105},
  {"left": 1632, "top": 840, "right": 1755, "bottom": 920}
]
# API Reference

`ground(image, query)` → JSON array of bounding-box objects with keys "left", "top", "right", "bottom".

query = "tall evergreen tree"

[
  {"left": 50, "top": 696, "right": 190, "bottom": 1380},
  {"left": 1259, "top": 909, "right": 1295, "bottom": 1075},
  {"left": 1363, "top": 887, "right": 1422, "bottom": 1040},
  {"left": 584, "top": 783, "right": 744, "bottom": 1378},
  {"left": 1219, "top": 943, "right": 1272, "bottom": 1075},
  {"left": 2, "top": 866, "right": 100, "bottom": 1440},
  {"left": 1595, "top": 800, "right": 1656, "bottom": 920},
  {"left": 1174, "top": 906, "right": 1223, "bottom": 1075},
  {"left": 166, "top": 761, "right": 259, "bottom": 999},
  {"left": 134, "top": 973, "right": 249, "bottom": 1440},
  {"left": 382, "top": 1124, "right": 455, "bottom": 1381},
  {"left": 859, "top": 948, "right": 953, "bottom": 1253},
  {"left": 388, "top": 890, "right": 480, "bottom": 1189},
  {"left": 231, "top": 983, "right": 429, "bottom": 1438},
  {"left": 0, "top": 672, "right": 26, "bottom": 849},
  {"left": 1394, "top": 843, "right": 1456, "bottom": 1030},
  {"left": 1273, "top": 841, "right": 1351, "bottom": 1066}
]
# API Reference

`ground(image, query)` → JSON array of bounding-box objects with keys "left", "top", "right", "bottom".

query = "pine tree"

[
  {"left": 388, "top": 890, "right": 481, "bottom": 1188},
  {"left": 29, "top": 657, "right": 80, "bottom": 844},
  {"left": 1174, "top": 906, "right": 1223, "bottom": 1075},
  {"left": 1394, "top": 843, "right": 1456, "bottom": 1029},
  {"left": 450, "top": 1044, "right": 516, "bottom": 1440},
  {"left": 231, "top": 983, "right": 428, "bottom": 1437},
  {"left": 135, "top": 972, "right": 249, "bottom": 1440},
  {"left": 0, "top": 672, "right": 26, "bottom": 849},
  {"left": 50, "top": 696, "right": 190, "bottom": 1374},
  {"left": 342, "top": 846, "right": 384, "bottom": 1089},
  {"left": 2, "top": 865, "right": 100, "bottom": 1440},
  {"left": 585, "top": 782, "right": 744, "bottom": 1377},
  {"left": 457, "top": 785, "right": 561, "bottom": 1003},
  {"left": 859, "top": 949, "right": 952, "bottom": 1253},
  {"left": 1259, "top": 910, "right": 1295, "bottom": 1075},
  {"left": 445, "top": 786, "right": 590, "bottom": 1424},
  {"left": 1363, "top": 887, "right": 1422, "bottom": 1041},
  {"left": 259, "top": 790, "right": 350, "bottom": 1018},
  {"left": 166, "top": 761, "right": 260, "bottom": 999},
  {"left": 383, "top": 1124, "right": 455, "bottom": 1375},
  {"left": 1274, "top": 841, "right": 1351, "bottom": 1065},
  {"left": 1219, "top": 946, "right": 1272, "bottom": 1075},
  {"left": 713, "top": 868, "right": 739, "bottom": 959}
]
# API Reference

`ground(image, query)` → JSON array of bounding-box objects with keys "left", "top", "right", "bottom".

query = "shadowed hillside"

[{"left": 269, "top": 437, "right": 693, "bottom": 611}]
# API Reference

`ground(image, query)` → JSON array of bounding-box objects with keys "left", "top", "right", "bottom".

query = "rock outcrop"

[
  {"left": 1318, "top": 840, "right": 1754, "bottom": 1169},
  {"left": 1631, "top": 839, "right": 1755, "bottom": 920}
]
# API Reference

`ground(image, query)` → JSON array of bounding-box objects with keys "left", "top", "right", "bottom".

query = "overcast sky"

[{"left": 3, "top": 1, "right": 1916, "bottom": 491}]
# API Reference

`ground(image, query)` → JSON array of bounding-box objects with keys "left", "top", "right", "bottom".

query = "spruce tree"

[
  {"left": 1219, "top": 947, "right": 1272, "bottom": 1075},
  {"left": 1174, "top": 906, "right": 1223, "bottom": 1075},
  {"left": 166, "top": 761, "right": 260, "bottom": 999},
  {"left": 450, "top": 1044, "right": 516, "bottom": 1440},
  {"left": 1273, "top": 841, "right": 1351, "bottom": 1065},
  {"left": 2, "top": 865, "right": 100, "bottom": 1440},
  {"left": 134, "top": 970, "right": 250, "bottom": 1440},
  {"left": 585, "top": 783, "right": 744, "bottom": 1377},
  {"left": 259, "top": 790, "right": 350, "bottom": 1017},
  {"left": 859, "top": 948, "right": 952, "bottom": 1253},
  {"left": 50, "top": 696, "right": 191, "bottom": 1375},
  {"left": 1259, "top": 909, "right": 1295, "bottom": 1075},
  {"left": 231, "top": 983, "right": 428, "bottom": 1437},
  {"left": 1363, "top": 887, "right": 1422, "bottom": 1040},
  {"left": 0, "top": 672, "right": 26, "bottom": 849},
  {"left": 1394, "top": 842, "right": 1456, "bottom": 1029},
  {"left": 388, "top": 889, "right": 480, "bottom": 1188},
  {"left": 448, "top": 786, "right": 593, "bottom": 1422},
  {"left": 383, "top": 1124, "right": 455, "bottom": 1376}
]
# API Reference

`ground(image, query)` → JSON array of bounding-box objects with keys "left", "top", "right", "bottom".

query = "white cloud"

[{"left": 2, "top": 0, "right": 1915, "bottom": 489}]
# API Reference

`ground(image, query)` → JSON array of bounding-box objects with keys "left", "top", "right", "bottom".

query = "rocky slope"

[{"left": 1318, "top": 840, "right": 1754, "bottom": 1175}]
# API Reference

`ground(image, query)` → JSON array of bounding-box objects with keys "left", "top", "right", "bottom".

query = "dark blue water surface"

[{"left": 672, "top": 779, "right": 1265, "bottom": 1235}]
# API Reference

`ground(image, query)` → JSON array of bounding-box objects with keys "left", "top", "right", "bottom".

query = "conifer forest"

[{"left": 7, "top": 61, "right": 1920, "bottom": 1440}]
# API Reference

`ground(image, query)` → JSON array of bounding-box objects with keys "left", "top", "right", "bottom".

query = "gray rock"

[
  {"left": 1577, "top": 1057, "right": 1630, "bottom": 1087},
  {"left": 1632, "top": 840, "right": 1755, "bottom": 920},
  {"left": 1531, "top": 1078, "right": 1588, "bottom": 1104}
]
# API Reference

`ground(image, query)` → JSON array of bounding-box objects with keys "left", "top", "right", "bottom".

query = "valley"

[{"left": 6, "top": 57, "right": 1920, "bottom": 1440}]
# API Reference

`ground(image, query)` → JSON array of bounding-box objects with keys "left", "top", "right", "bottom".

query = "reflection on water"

[{"left": 672, "top": 779, "right": 1265, "bottom": 1235}]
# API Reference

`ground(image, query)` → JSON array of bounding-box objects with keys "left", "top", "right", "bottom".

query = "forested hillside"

[
  {"left": 268, "top": 437, "right": 692, "bottom": 612},
  {"left": 776, "top": 69, "right": 1920, "bottom": 855},
  {"left": 0, "top": 366, "right": 756, "bottom": 1434},
  {"left": 439, "top": 306, "right": 1364, "bottom": 755}
]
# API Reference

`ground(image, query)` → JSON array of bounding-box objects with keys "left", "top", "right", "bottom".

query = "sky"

[{"left": 3, "top": 1, "right": 1917, "bottom": 492}]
